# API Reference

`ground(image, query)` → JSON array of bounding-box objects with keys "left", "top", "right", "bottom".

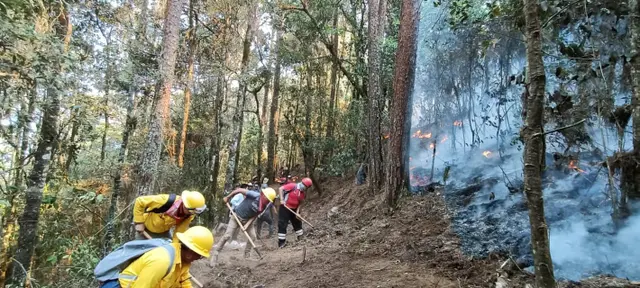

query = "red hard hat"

[{"left": 301, "top": 177, "right": 313, "bottom": 187}]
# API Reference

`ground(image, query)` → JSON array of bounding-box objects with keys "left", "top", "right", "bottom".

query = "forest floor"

[{"left": 190, "top": 177, "right": 639, "bottom": 288}]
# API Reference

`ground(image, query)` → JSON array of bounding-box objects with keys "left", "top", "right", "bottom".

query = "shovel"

[
  {"left": 226, "top": 202, "right": 263, "bottom": 259},
  {"left": 283, "top": 205, "right": 314, "bottom": 228}
]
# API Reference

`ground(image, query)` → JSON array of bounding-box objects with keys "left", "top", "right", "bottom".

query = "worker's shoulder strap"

[
  {"left": 149, "top": 194, "right": 177, "bottom": 214},
  {"left": 161, "top": 244, "right": 176, "bottom": 278}
]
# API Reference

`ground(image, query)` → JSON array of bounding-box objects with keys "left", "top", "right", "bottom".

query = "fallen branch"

[{"left": 532, "top": 119, "right": 586, "bottom": 138}]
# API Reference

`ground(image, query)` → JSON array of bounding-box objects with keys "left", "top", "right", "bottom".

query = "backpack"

[
  {"left": 94, "top": 238, "right": 175, "bottom": 283},
  {"left": 149, "top": 194, "right": 177, "bottom": 214}
]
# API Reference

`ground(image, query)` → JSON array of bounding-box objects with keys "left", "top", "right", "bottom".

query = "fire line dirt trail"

[
  {"left": 190, "top": 179, "right": 509, "bottom": 288},
  {"left": 189, "top": 178, "right": 640, "bottom": 287}
]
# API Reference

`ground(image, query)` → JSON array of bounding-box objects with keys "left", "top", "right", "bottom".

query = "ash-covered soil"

[{"left": 189, "top": 177, "right": 639, "bottom": 287}]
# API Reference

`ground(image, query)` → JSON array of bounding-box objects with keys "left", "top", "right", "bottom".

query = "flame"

[
  {"left": 429, "top": 143, "right": 435, "bottom": 149},
  {"left": 383, "top": 134, "right": 390, "bottom": 139},
  {"left": 453, "top": 120, "right": 463, "bottom": 127},
  {"left": 412, "top": 130, "right": 432, "bottom": 139},
  {"left": 568, "top": 160, "right": 585, "bottom": 173},
  {"left": 482, "top": 151, "right": 492, "bottom": 158},
  {"left": 440, "top": 135, "right": 448, "bottom": 143}
]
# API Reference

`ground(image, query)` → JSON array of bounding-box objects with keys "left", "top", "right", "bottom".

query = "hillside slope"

[{"left": 190, "top": 178, "right": 640, "bottom": 288}]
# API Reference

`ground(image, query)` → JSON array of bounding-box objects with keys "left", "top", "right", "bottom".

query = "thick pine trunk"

[
  {"left": 385, "top": 0, "right": 419, "bottom": 208},
  {"left": 223, "top": 4, "right": 257, "bottom": 192},
  {"left": 266, "top": 28, "right": 283, "bottom": 183},
  {"left": 628, "top": 0, "right": 640, "bottom": 199},
  {"left": 136, "top": 0, "right": 185, "bottom": 196},
  {"left": 367, "top": 0, "right": 386, "bottom": 192},
  {"left": 522, "top": 0, "right": 556, "bottom": 286}
]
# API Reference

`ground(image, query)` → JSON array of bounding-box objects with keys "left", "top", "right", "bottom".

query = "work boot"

[{"left": 278, "top": 239, "right": 287, "bottom": 248}]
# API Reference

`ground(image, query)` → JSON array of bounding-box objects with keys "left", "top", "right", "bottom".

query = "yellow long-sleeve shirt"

[
  {"left": 133, "top": 194, "right": 194, "bottom": 236},
  {"left": 118, "top": 243, "right": 192, "bottom": 288}
]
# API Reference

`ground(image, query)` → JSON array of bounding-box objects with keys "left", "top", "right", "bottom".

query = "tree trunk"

[
  {"left": 254, "top": 92, "right": 265, "bottom": 182},
  {"left": 205, "top": 76, "right": 225, "bottom": 224},
  {"left": 385, "top": 0, "right": 419, "bottom": 208},
  {"left": 325, "top": 13, "right": 339, "bottom": 165},
  {"left": 367, "top": 0, "right": 386, "bottom": 192},
  {"left": 266, "top": 28, "right": 283, "bottom": 184},
  {"left": 178, "top": 0, "right": 197, "bottom": 169},
  {"left": 8, "top": 9, "right": 71, "bottom": 285},
  {"left": 628, "top": 0, "right": 640, "bottom": 199},
  {"left": 223, "top": 4, "right": 257, "bottom": 193},
  {"left": 521, "top": 0, "right": 556, "bottom": 286},
  {"left": 104, "top": 86, "right": 137, "bottom": 255},
  {"left": 136, "top": 0, "right": 185, "bottom": 196}
]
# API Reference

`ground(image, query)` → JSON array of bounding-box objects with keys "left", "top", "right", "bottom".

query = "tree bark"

[
  {"left": 104, "top": 86, "right": 137, "bottom": 255},
  {"left": 178, "top": 0, "right": 197, "bottom": 169},
  {"left": 136, "top": 0, "right": 185, "bottom": 196},
  {"left": 522, "top": 0, "right": 556, "bottom": 286},
  {"left": 325, "top": 12, "right": 339, "bottom": 164},
  {"left": 385, "top": 0, "right": 419, "bottom": 208},
  {"left": 367, "top": 0, "right": 386, "bottom": 192},
  {"left": 628, "top": 0, "right": 640, "bottom": 199},
  {"left": 266, "top": 28, "right": 283, "bottom": 184},
  {"left": 223, "top": 3, "right": 257, "bottom": 192}
]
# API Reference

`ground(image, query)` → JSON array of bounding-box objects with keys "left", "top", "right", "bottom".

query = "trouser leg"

[
  {"left": 277, "top": 206, "right": 290, "bottom": 247},
  {"left": 290, "top": 210, "right": 304, "bottom": 240},
  {"left": 210, "top": 218, "right": 238, "bottom": 266},
  {"left": 243, "top": 220, "right": 257, "bottom": 257},
  {"left": 256, "top": 217, "right": 264, "bottom": 239}
]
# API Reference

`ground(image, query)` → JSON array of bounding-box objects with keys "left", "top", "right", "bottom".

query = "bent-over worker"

[
  {"left": 133, "top": 190, "right": 206, "bottom": 240},
  {"left": 277, "top": 177, "right": 312, "bottom": 248}
]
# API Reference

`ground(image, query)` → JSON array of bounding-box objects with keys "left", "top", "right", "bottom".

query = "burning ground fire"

[
  {"left": 482, "top": 151, "right": 492, "bottom": 158},
  {"left": 412, "top": 130, "right": 432, "bottom": 139},
  {"left": 453, "top": 120, "right": 463, "bottom": 127},
  {"left": 568, "top": 160, "right": 585, "bottom": 173}
]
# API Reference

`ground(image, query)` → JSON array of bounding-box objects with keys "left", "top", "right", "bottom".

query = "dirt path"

[{"left": 190, "top": 181, "right": 506, "bottom": 288}]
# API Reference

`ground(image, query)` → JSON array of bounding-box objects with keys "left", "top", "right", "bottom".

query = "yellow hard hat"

[
  {"left": 176, "top": 226, "right": 214, "bottom": 258},
  {"left": 262, "top": 187, "right": 277, "bottom": 203},
  {"left": 181, "top": 190, "right": 206, "bottom": 210}
]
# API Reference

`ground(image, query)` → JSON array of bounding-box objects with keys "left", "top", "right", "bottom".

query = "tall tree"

[
  {"left": 521, "top": 0, "right": 556, "bottom": 286},
  {"left": 266, "top": 27, "right": 283, "bottom": 183},
  {"left": 629, "top": 0, "right": 640, "bottom": 199},
  {"left": 9, "top": 6, "right": 71, "bottom": 285},
  {"left": 324, "top": 12, "right": 339, "bottom": 164},
  {"left": 223, "top": 3, "right": 258, "bottom": 192},
  {"left": 135, "top": 0, "right": 185, "bottom": 196},
  {"left": 385, "top": 0, "right": 419, "bottom": 208},
  {"left": 178, "top": 0, "right": 198, "bottom": 168},
  {"left": 367, "top": 0, "right": 387, "bottom": 192}
]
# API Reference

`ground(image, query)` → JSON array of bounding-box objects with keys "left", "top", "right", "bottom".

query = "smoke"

[{"left": 411, "top": 4, "right": 640, "bottom": 281}]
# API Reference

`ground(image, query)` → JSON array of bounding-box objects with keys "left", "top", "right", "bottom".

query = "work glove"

[{"left": 134, "top": 223, "right": 145, "bottom": 233}]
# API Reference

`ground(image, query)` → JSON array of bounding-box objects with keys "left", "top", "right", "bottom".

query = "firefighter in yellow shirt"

[
  {"left": 133, "top": 190, "right": 206, "bottom": 240},
  {"left": 99, "top": 226, "right": 214, "bottom": 288}
]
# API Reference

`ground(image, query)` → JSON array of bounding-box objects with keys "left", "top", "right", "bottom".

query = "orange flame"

[
  {"left": 429, "top": 143, "right": 435, "bottom": 149},
  {"left": 568, "top": 160, "right": 585, "bottom": 173},
  {"left": 453, "top": 120, "right": 463, "bottom": 127},
  {"left": 482, "top": 151, "right": 492, "bottom": 158},
  {"left": 412, "top": 130, "right": 432, "bottom": 139},
  {"left": 440, "top": 135, "right": 448, "bottom": 143},
  {"left": 383, "top": 134, "right": 390, "bottom": 139}
]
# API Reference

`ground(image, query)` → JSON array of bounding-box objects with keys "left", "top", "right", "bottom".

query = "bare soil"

[{"left": 189, "top": 177, "right": 638, "bottom": 288}]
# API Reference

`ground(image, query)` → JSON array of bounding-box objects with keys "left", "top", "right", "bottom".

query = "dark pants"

[
  {"left": 100, "top": 279, "right": 120, "bottom": 288},
  {"left": 277, "top": 205, "right": 303, "bottom": 246},
  {"left": 256, "top": 210, "right": 274, "bottom": 239}
]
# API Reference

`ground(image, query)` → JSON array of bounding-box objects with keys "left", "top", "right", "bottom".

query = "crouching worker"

[
  {"left": 210, "top": 187, "right": 277, "bottom": 265},
  {"left": 133, "top": 190, "right": 206, "bottom": 240},
  {"left": 278, "top": 177, "right": 312, "bottom": 248},
  {"left": 95, "top": 226, "right": 214, "bottom": 288}
]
